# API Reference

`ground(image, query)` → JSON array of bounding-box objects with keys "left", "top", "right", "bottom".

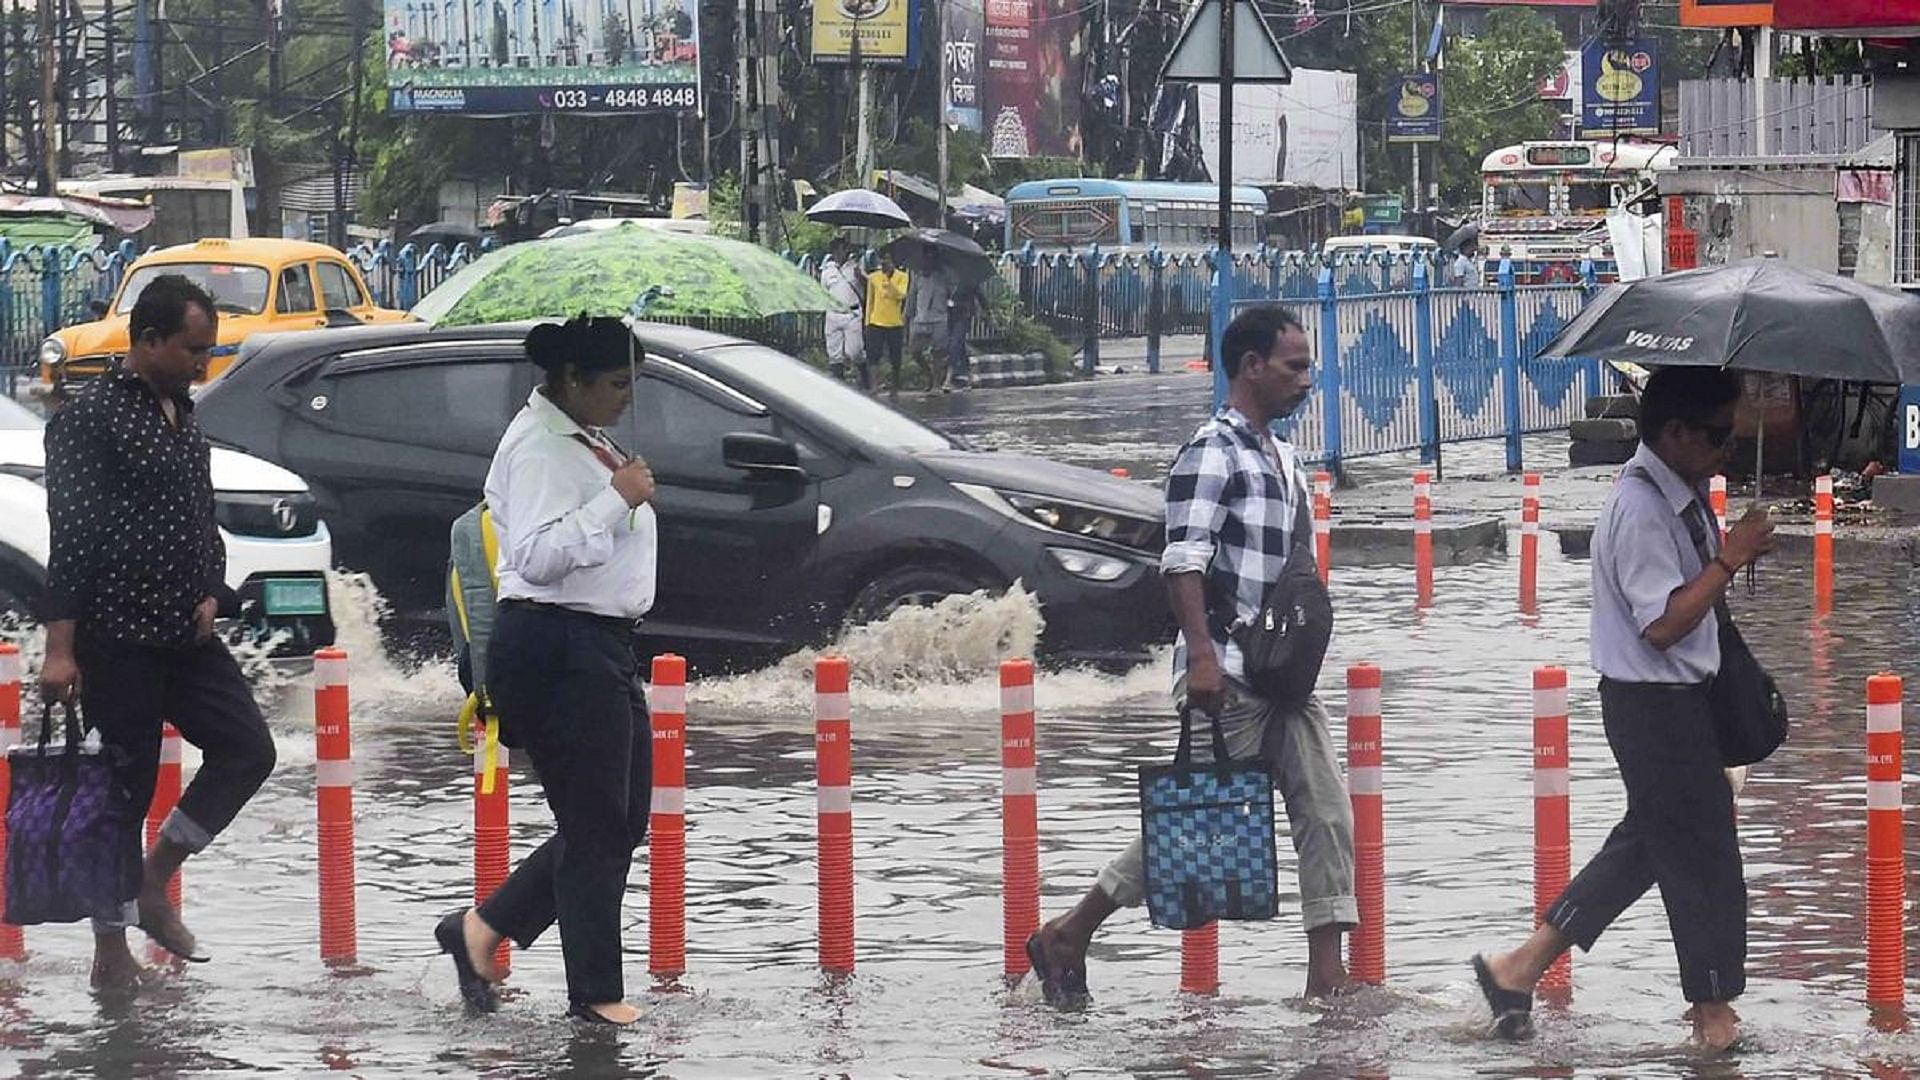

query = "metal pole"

[
  {"left": 36, "top": 0, "right": 56, "bottom": 194},
  {"left": 1215, "top": 0, "right": 1232, "bottom": 255},
  {"left": 936, "top": 0, "right": 949, "bottom": 223},
  {"left": 103, "top": 0, "right": 119, "bottom": 170}
]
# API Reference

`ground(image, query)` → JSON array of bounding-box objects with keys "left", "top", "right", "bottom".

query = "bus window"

[{"left": 1490, "top": 179, "right": 1554, "bottom": 214}]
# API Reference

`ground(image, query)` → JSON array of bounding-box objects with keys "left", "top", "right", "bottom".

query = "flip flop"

[
  {"left": 435, "top": 909, "right": 499, "bottom": 1014},
  {"left": 1471, "top": 954, "right": 1534, "bottom": 1040},
  {"left": 1024, "top": 932, "right": 1090, "bottom": 1007},
  {"left": 567, "top": 1002, "right": 642, "bottom": 1026}
]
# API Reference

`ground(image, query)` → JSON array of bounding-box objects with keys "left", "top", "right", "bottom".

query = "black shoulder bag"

[
  {"left": 1232, "top": 468, "right": 1333, "bottom": 709},
  {"left": 1630, "top": 470, "right": 1788, "bottom": 767}
]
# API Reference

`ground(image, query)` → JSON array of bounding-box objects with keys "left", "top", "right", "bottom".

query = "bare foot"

[
  {"left": 1304, "top": 971, "right": 1362, "bottom": 999},
  {"left": 90, "top": 935, "right": 150, "bottom": 991},
  {"left": 582, "top": 1001, "right": 643, "bottom": 1025},
  {"left": 462, "top": 908, "right": 503, "bottom": 983},
  {"left": 1687, "top": 1002, "right": 1740, "bottom": 1052},
  {"left": 135, "top": 888, "right": 205, "bottom": 963}
]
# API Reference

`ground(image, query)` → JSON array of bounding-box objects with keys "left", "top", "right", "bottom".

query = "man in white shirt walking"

[{"left": 821, "top": 238, "right": 865, "bottom": 381}]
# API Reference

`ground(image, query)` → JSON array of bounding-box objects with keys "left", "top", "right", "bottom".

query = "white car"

[{"left": 0, "top": 395, "right": 334, "bottom": 657}]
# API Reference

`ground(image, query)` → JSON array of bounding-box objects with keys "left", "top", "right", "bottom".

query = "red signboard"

[
  {"left": 1775, "top": 0, "right": 1920, "bottom": 32},
  {"left": 1681, "top": 0, "right": 1773, "bottom": 27}
]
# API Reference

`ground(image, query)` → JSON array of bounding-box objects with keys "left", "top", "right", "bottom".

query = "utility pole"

[
  {"left": 739, "top": 0, "right": 760, "bottom": 241},
  {"left": 851, "top": 14, "right": 870, "bottom": 186},
  {"left": 1215, "top": 0, "right": 1231, "bottom": 254},
  {"left": 1408, "top": 0, "right": 1421, "bottom": 218},
  {"left": 935, "top": 0, "right": 948, "bottom": 223},
  {"left": 103, "top": 0, "right": 119, "bottom": 170},
  {"left": 36, "top": 0, "right": 56, "bottom": 194}
]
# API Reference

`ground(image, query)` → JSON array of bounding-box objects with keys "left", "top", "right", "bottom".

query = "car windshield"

[
  {"left": 115, "top": 263, "right": 271, "bottom": 316},
  {"left": 692, "top": 344, "right": 955, "bottom": 452},
  {"left": 0, "top": 396, "right": 43, "bottom": 430}
]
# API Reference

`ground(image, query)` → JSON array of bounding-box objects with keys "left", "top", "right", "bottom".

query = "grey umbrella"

[
  {"left": 804, "top": 189, "right": 913, "bottom": 229},
  {"left": 1538, "top": 258, "right": 1920, "bottom": 384},
  {"left": 890, "top": 228, "right": 996, "bottom": 289}
]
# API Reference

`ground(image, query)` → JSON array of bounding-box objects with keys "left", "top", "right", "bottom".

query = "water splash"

[{"left": 691, "top": 582, "right": 1170, "bottom": 716}]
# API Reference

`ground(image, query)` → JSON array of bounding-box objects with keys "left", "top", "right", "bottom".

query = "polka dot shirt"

[{"left": 44, "top": 370, "right": 224, "bottom": 646}]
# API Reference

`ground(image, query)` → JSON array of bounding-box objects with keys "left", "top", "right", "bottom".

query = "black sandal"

[
  {"left": 1472, "top": 954, "right": 1534, "bottom": 1040},
  {"left": 567, "top": 1002, "right": 641, "bottom": 1026},
  {"left": 435, "top": 909, "right": 498, "bottom": 1014},
  {"left": 136, "top": 909, "right": 210, "bottom": 964}
]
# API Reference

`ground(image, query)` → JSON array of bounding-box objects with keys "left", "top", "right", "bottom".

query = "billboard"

[
  {"left": 984, "top": 0, "right": 1084, "bottom": 158},
  {"left": 385, "top": 0, "right": 700, "bottom": 113},
  {"left": 1579, "top": 38, "right": 1659, "bottom": 138},
  {"left": 1194, "top": 70, "right": 1359, "bottom": 190},
  {"left": 1386, "top": 72, "right": 1440, "bottom": 143},
  {"left": 813, "top": 0, "right": 912, "bottom": 64},
  {"left": 944, "top": 0, "right": 984, "bottom": 131}
]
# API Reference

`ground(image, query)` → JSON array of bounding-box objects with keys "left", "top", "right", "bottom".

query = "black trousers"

[
  {"left": 862, "top": 325, "right": 903, "bottom": 389},
  {"left": 77, "top": 633, "right": 276, "bottom": 926},
  {"left": 477, "top": 602, "right": 650, "bottom": 1006},
  {"left": 1544, "top": 678, "right": 1746, "bottom": 1003}
]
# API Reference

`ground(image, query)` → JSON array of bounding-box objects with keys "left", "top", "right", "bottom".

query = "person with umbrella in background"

[
  {"left": 820, "top": 238, "right": 866, "bottom": 382},
  {"left": 904, "top": 249, "right": 954, "bottom": 392},
  {"left": 435, "top": 315, "right": 658, "bottom": 1026},
  {"left": 943, "top": 262, "right": 989, "bottom": 393},
  {"left": 863, "top": 249, "right": 910, "bottom": 393},
  {"left": 1472, "top": 366, "right": 1774, "bottom": 1051}
]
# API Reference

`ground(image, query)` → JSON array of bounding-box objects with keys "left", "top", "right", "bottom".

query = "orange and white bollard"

[
  {"left": 1347, "top": 663, "right": 1385, "bottom": 985},
  {"left": 143, "top": 722, "right": 185, "bottom": 963},
  {"left": 816, "top": 656, "right": 855, "bottom": 974},
  {"left": 1532, "top": 666, "right": 1572, "bottom": 995},
  {"left": 1867, "top": 674, "right": 1904, "bottom": 1008},
  {"left": 1179, "top": 922, "right": 1219, "bottom": 995},
  {"left": 313, "top": 647, "right": 356, "bottom": 966},
  {"left": 1313, "top": 471, "right": 1333, "bottom": 586},
  {"left": 1413, "top": 472, "right": 1434, "bottom": 607},
  {"left": 472, "top": 713, "right": 511, "bottom": 977},
  {"left": 1710, "top": 475, "right": 1728, "bottom": 544},
  {"left": 0, "top": 643, "right": 21, "bottom": 960},
  {"left": 1519, "top": 474, "right": 1541, "bottom": 613},
  {"left": 1000, "top": 659, "right": 1039, "bottom": 983},
  {"left": 1814, "top": 475, "right": 1834, "bottom": 608},
  {"left": 649, "top": 654, "right": 688, "bottom": 979}
]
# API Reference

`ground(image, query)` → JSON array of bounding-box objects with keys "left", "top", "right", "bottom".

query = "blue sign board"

[
  {"left": 1579, "top": 37, "right": 1659, "bottom": 138},
  {"left": 1901, "top": 386, "right": 1920, "bottom": 475},
  {"left": 1386, "top": 72, "right": 1440, "bottom": 144}
]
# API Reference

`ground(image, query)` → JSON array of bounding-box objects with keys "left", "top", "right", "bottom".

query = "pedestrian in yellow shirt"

[{"left": 863, "top": 251, "right": 910, "bottom": 393}]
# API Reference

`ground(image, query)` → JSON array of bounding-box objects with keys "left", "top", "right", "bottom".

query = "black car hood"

[{"left": 914, "top": 449, "right": 1164, "bottom": 520}]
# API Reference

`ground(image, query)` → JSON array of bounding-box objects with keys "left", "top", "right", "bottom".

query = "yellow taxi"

[{"left": 39, "top": 238, "right": 411, "bottom": 387}]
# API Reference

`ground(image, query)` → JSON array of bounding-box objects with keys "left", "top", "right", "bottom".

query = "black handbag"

[
  {"left": 1232, "top": 483, "right": 1332, "bottom": 708},
  {"left": 1631, "top": 470, "right": 1789, "bottom": 767},
  {"left": 4, "top": 702, "right": 141, "bottom": 925}
]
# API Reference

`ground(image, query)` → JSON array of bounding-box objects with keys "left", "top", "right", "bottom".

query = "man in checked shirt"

[
  {"left": 1025, "top": 304, "right": 1357, "bottom": 1005},
  {"left": 41, "top": 275, "right": 275, "bottom": 990}
]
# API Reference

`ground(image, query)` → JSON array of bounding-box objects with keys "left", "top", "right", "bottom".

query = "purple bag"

[{"left": 4, "top": 702, "right": 140, "bottom": 925}]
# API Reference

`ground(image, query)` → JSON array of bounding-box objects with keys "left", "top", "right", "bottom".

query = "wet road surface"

[{"left": 4, "top": 372, "right": 1920, "bottom": 1078}]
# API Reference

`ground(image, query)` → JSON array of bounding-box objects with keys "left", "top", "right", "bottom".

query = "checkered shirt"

[{"left": 1161, "top": 406, "right": 1306, "bottom": 684}]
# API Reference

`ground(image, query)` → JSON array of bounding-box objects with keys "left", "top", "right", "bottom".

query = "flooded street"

[{"left": 7, "top": 372, "right": 1920, "bottom": 1077}]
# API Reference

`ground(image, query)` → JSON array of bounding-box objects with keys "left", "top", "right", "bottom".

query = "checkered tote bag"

[{"left": 1138, "top": 707, "right": 1278, "bottom": 930}]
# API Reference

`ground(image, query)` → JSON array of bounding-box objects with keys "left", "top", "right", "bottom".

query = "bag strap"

[
  {"left": 1627, "top": 467, "right": 1732, "bottom": 625},
  {"left": 35, "top": 699, "right": 81, "bottom": 755},
  {"left": 1174, "top": 704, "right": 1231, "bottom": 767}
]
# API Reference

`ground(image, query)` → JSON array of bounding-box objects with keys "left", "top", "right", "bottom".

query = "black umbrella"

[
  {"left": 1444, "top": 221, "right": 1480, "bottom": 253},
  {"left": 1538, "top": 258, "right": 1920, "bottom": 384},
  {"left": 890, "top": 228, "right": 996, "bottom": 289},
  {"left": 408, "top": 221, "right": 484, "bottom": 249}
]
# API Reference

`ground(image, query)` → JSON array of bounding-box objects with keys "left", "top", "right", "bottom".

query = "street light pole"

[{"left": 936, "top": 0, "right": 949, "bottom": 223}]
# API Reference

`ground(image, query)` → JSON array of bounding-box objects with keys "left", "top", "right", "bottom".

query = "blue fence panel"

[{"left": 1512, "top": 284, "right": 1595, "bottom": 435}]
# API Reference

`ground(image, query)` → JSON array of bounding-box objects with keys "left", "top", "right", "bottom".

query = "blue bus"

[{"left": 1003, "top": 178, "right": 1267, "bottom": 253}]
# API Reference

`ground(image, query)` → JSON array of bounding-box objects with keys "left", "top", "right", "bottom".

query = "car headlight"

[
  {"left": 38, "top": 337, "right": 65, "bottom": 368},
  {"left": 1003, "top": 493, "right": 1161, "bottom": 551},
  {"left": 952, "top": 483, "right": 1163, "bottom": 554},
  {"left": 1047, "top": 547, "right": 1131, "bottom": 582}
]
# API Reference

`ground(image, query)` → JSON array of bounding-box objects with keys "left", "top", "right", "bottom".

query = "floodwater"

[{"left": 5, "top": 373, "right": 1920, "bottom": 1078}]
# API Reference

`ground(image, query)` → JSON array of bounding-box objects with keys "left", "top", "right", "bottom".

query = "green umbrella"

[{"left": 411, "top": 221, "right": 843, "bottom": 326}]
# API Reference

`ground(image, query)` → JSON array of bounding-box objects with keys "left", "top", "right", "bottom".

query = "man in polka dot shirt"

[{"left": 41, "top": 274, "right": 277, "bottom": 990}]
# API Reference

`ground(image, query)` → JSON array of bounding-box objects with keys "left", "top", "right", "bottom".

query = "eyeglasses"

[{"left": 1692, "top": 421, "right": 1736, "bottom": 448}]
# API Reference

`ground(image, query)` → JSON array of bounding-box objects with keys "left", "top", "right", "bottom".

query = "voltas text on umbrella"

[{"left": 1625, "top": 331, "right": 1696, "bottom": 352}]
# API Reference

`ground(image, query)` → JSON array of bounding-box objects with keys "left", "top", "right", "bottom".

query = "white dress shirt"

[
  {"left": 485, "top": 387, "right": 657, "bottom": 620},
  {"left": 1589, "top": 442, "right": 1719, "bottom": 683}
]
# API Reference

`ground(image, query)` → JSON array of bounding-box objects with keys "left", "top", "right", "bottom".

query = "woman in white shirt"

[{"left": 435, "top": 315, "right": 658, "bottom": 1026}]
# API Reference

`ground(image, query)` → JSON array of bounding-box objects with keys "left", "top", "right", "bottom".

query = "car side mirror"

[
  {"left": 86, "top": 299, "right": 108, "bottom": 317},
  {"left": 722, "top": 431, "right": 805, "bottom": 479}
]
